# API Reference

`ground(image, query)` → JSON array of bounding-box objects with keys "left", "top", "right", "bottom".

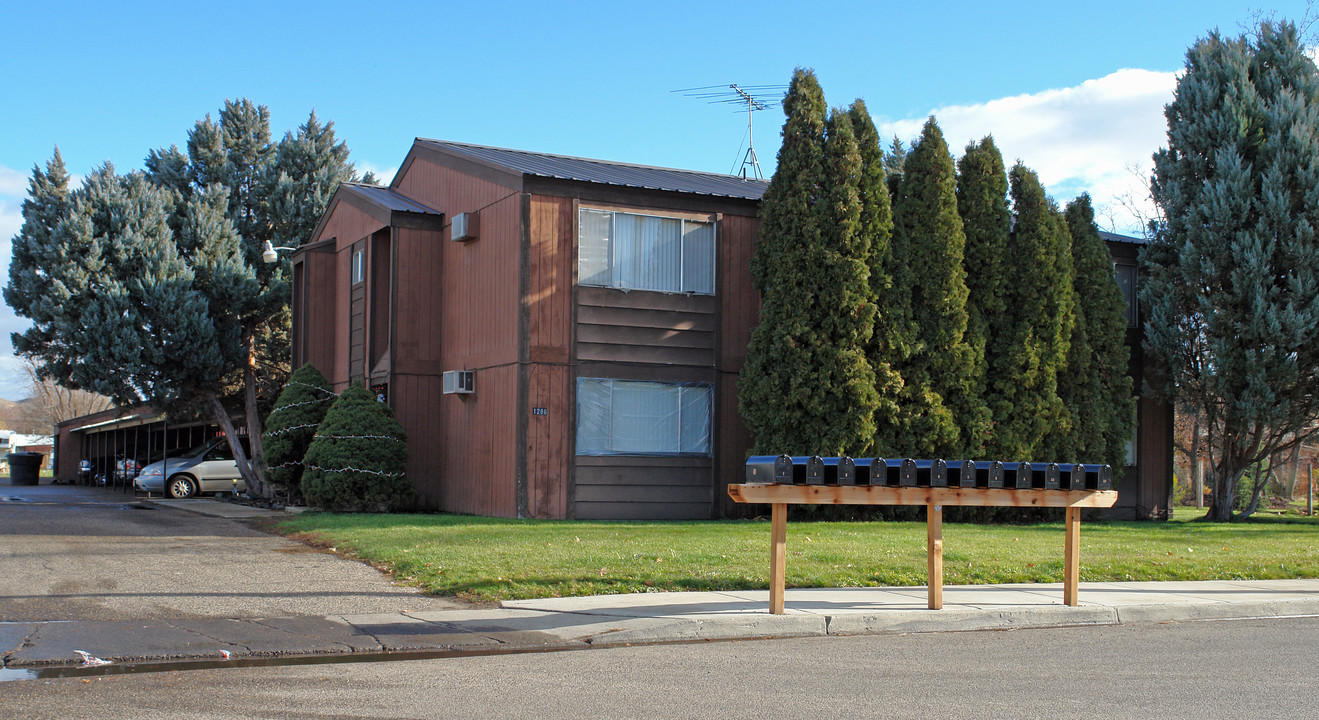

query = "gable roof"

[
  {"left": 340, "top": 182, "right": 443, "bottom": 216},
  {"left": 414, "top": 139, "right": 770, "bottom": 201},
  {"left": 1100, "top": 230, "right": 1148, "bottom": 246}
]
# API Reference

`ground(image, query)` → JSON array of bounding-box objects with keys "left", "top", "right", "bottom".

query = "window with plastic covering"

[
  {"left": 578, "top": 208, "right": 715, "bottom": 294},
  {"left": 575, "top": 379, "right": 713, "bottom": 456}
]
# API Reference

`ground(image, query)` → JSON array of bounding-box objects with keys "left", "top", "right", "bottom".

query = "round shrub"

[
  {"left": 262, "top": 363, "right": 335, "bottom": 500},
  {"left": 301, "top": 382, "right": 410, "bottom": 512}
]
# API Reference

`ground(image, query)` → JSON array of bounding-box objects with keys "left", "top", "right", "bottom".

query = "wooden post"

[
  {"left": 1063, "top": 506, "right": 1081, "bottom": 606},
  {"left": 1309, "top": 460, "right": 1314, "bottom": 517},
  {"left": 927, "top": 504, "right": 943, "bottom": 610},
  {"left": 769, "top": 503, "right": 787, "bottom": 615}
]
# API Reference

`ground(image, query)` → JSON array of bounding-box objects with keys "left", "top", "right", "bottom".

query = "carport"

[{"left": 54, "top": 408, "right": 238, "bottom": 491}]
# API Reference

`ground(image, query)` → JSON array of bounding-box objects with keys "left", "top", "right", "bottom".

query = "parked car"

[{"left": 134, "top": 438, "right": 249, "bottom": 499}]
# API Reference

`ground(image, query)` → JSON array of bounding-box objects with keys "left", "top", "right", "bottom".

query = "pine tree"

[
  {"left": 990, "top": 165, "right": 1075, "bottom": 460},
  {"left": 262, "top": 363, "right": 335, "bottom": 499},
  {"left": 848, "top": 101, "right": 903, "bottom": 440},
  {"left": 5, "top": 150, "right": 72, "bottom": 366},
  {"left": 886, "top": 118, "right": 987, "bottom": 457},
  {"left": 302, "top": 383, "right": 411, "bottom": 512},
  {"left": 956, "top": 137, "right": 1011, "bottom": 455},
  {"left": 7, "top": 100, "right": 365, "bottom": 499},
  {"left": 1049, "top": 195, "right": 1134, "bottom": 467},
  {"left": 1145, "top": 21, "right": 1319, "bottom": 520},
  {"left": 740, "top": 69, "right": 879, "bottom": 455}
]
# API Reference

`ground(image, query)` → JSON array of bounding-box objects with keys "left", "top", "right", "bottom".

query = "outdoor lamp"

[{"left": 262, "top": 240, "right": 296, "bottom": 264}]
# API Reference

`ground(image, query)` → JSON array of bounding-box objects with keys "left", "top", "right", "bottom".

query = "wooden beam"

[
  {"left": 927, "top": 504, "right": 943, "bottom": 610},
  {"left": 1064, "top": 506, "right": 1081, "bottom": 606},
  {"left": 770, "top": 503, "right": 787, "bottom": 615},
  {"left": 728, "top": 484, "right": 1118, "bottom": 508}
]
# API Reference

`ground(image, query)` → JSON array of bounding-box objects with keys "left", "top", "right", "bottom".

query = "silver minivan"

[{"left": 133, "top": 439, "right": 249, "bottom": 498}]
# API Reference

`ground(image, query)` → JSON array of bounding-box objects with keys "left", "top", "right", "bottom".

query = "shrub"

[
  {"left": 301, "top": 382, "right": 411, "bottom": 512},
  {"left": 262, "top": 363, "right": 335, "bottom": 501}
]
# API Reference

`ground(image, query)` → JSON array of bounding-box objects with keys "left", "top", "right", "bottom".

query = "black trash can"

[{"left": 7, "top": 452, "right": 45, "bottom": 486}]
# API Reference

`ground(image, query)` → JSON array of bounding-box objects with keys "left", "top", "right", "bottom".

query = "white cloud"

[
  {"left": 876, "top": 68, "right": 1177, "bottom": 236},
  {"left": 356, "top": 162, "right": 398, "bottom": 186}
]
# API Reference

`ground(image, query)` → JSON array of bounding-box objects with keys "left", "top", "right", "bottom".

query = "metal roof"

[
  {"left": 1100, "top": 230, "right": 1149, "bottom": 246},
  {"left": 340, "top": 182, "right": 442, "bottom": 215},
  {"left": 416, "top": 139, "right": 769, "bottom": 201}
]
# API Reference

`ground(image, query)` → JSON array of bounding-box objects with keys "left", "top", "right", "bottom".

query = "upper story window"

[
  {"left": 351, "top": 248, "right": 365, "bottom": 285},
  {"left": 578, "top": 208, "right": 715, "bottom": 295},
  {"left": 1114, "top": 263, "right": 1137, "bottom": 327}
]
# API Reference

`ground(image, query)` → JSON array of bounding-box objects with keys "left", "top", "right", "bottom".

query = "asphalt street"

[
  {"left": 4, "top": 616, "right": 1317, "bottom": 719},
  {"left": 0, "top": 482, "right": 459, "bottom": 622}
]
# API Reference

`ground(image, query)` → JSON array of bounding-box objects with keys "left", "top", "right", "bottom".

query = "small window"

[
  {"left": 578, "top": 209, "right": 715, "bottom": 294},
  {"left": 1114, "top": 263, "right": 1137, "bottom": 327},
  {"left": 351, "top": 249, "right": 365, "bottom": 285},
  {"left": 576, "top": 378, "right": 712, "bottom": 456}
]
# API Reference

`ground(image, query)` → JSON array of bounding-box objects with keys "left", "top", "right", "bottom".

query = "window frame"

[
  {"left": 577, "top": 207, "right": 717, "bottom": 295},
  {"left": 575, "top": 378, "right": 714, "bottom": 457}
]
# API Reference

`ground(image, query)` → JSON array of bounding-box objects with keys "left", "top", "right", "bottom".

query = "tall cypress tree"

[
  {"left": 5, "top": 150, "right": 72, "bottom": 362},
  {"left": 991, "top": 165, "right": 1075, "bottom": 460},
  {"left": 740, "top": 69, "right": 879, "bottom": 455},
  {"left": 848, "top": 100, "right": 903, "bottom": 441},
  {"left": 956, "top": 137, "right": 1010, "bottom": 455},
  {"left": 1049, "top": 194, "right": 1134, "bottom": 467},
  {"left": 886, "top": 118, "right": 987, "bottom": 457}
]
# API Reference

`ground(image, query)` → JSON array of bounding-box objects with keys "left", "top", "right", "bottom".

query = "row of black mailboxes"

[{"left": 745, "top": 456, "right": 1113, "bottom": 491}]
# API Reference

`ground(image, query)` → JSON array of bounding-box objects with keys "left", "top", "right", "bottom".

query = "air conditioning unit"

[
  {"left": 450, "top": 212, "right": 479, "bottom": 242},
  {"left": 442, "top": 370, "right": 475, "bottom": 395}
]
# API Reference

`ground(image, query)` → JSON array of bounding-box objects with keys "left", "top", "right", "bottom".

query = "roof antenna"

[{"left": 674, "top": 83, "right": 785, "bottom": 180}]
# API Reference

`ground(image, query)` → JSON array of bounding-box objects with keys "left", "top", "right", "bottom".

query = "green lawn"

[{"left": 276, "top": 508, "right": 1319, "bottom": 605}]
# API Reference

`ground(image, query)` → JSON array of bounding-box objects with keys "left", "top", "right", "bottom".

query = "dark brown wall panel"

[
  {"left": 391, "top": 373, "right": 444, "bottom": 510},
  {"left": 574, "top": 456, "right": 714, "bottom": 520},
  {"left": 527, "top": 196, "right": 573, "bottom": 363},
  {"left": 718, "top": 213, "right": 762, "bottom": 371},
  {"left": 525, "top": 363, "right": 571, "bottom": 519},
  {"left": 576, "top": 287, "right": 716, "bottom": 366}
]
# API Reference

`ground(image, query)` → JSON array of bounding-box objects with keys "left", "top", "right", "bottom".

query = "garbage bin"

[{"left": 7, "top": 452, "right": 44, "bottom": 486}]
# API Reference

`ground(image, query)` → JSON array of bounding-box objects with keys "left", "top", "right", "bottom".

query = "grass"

[{"left": 276, "top": 508, "right": 1319, "bottom": 605}]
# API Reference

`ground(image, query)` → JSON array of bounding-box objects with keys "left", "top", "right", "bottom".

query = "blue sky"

[{"left": 0, "top": 0, "right": 1311, "bottom": 401}]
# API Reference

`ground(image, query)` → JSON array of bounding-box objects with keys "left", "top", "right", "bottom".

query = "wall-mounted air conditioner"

[
  {"left": 450, "top": 212, "right": 479, "bottom": 242},
  {"left": 442, "top": 370, "right": 475, "bottom": 394}
]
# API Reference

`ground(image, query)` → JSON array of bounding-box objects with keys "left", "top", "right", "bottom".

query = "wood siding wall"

[
  {"left": 310, "top": 200, "right": 390, "bottom": 387},
  {"left": 714, "top": 212, "right": 761, "bottom": 516},
  {"left": 390, "top": 156, "right": 525, "bottom": 516},
  {"left": 523, "top": 196, "right": 574, "bottom": 519},
  {"left": 573, "top": 285, "right": 719, "bottom": 520}
]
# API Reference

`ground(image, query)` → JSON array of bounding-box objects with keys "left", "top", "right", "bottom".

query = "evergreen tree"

[
  {"left": 302, "top": 383, "right": 411, "bottom": 512},
  {"left": 6, "top": 100, "right": 365, "bottom": 498},
  {"left": 1049, "top": 195, "right": 1134, "bottom": 467},
  {"left": 989, "top": 165, "right": 1075, "bottom": 460},
  {"left": 956, "top": 137, "right": 1011, "bottom": 454},
  {"left": 1145, "top": 21, "right": 1319, "bottom": 520},
  {"left": 740, "top": 69, "right": 879, "bottom": 455},
  {"left": 886, "top": 118, "right": 987, "bottom": 457},
  {"left": 262, "top": 363, "right": 335, "bottom": 500},
  {"left": 848, "top": 101, "right": 903, "bottom": 439},
  {"left": 5, "top": 150, "right": 72, "bottom": 365}
]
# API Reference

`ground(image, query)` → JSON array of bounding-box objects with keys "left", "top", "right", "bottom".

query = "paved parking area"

[{"left": 0, "top": 481, "right": 459, "bottom": 622}]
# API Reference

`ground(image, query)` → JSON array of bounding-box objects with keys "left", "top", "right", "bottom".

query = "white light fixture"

[{"left": 262, "top": 240, "right": 296, "bottom": 264}]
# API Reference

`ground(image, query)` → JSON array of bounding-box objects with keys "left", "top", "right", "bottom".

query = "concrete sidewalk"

[
  {"left": 4, "top": 497, "right": 1318, "bottom": 671},
  {"left": 6, "top": 578, "right": 1319, "bottom": 670}
]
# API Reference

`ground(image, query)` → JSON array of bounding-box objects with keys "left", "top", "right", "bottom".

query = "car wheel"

[{"left": 167, "top": 475, "right": 197, "bottom": 499}]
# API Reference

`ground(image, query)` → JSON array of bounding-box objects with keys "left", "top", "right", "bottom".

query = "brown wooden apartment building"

[{"left": 290, "top": 139, "right": 1172, "bottom": 520}]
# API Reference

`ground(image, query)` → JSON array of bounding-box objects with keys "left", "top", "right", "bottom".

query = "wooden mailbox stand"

[{"left": 727, "top": 484, "right": 1118, "bottom": 615}]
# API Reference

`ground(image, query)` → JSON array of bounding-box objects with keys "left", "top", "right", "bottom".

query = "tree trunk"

[
  {"left": 1205, "top": 456, "right": 1238, "bottom": 521},
  {"left": 205, "top": 390, "right": 267, "bottom": 499},
  {"left": 241, "top": 328, "right": 268, "bottom": 497}
]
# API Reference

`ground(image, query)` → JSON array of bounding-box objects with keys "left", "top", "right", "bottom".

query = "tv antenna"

[{"left": 674, "top": 83, "right": 785, "bottom": 180}]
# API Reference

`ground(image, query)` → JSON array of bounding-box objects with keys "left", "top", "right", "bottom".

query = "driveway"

[{"left": 0, "top": 481, "right": 460, "bottom": 622}]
